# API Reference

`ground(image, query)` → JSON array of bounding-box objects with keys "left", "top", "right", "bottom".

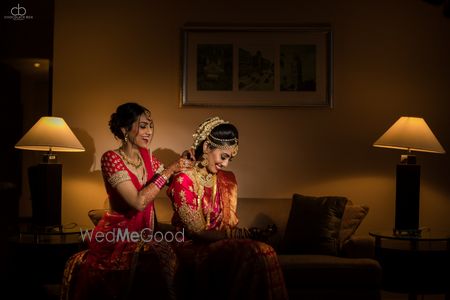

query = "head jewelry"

[
  {"left": 191, "top": 116, "right": 238, "bottom": 156},
  {"left": 192, "top": 117, "right": 227, "bottom": 150}
]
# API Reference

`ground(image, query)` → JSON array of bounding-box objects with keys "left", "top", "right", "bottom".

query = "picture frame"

[{"left": 180, "top": 25, "right": 333, "bottom": 108}]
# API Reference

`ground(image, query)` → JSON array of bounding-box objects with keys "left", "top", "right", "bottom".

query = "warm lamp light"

[
  {"left": 15, "top": 116, "right": 85, "bottom": 228},
  {"left": 373, "top": 116, "right": 445, "bottom": 235},
  {"left": 15, "top": 116, "right": 85, "bottom": 155},
  {"left": 373, "top": 116, "right": 445, "bottom": 154}
]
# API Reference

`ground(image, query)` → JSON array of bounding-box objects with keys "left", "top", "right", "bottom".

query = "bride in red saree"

[{"left": 167, "top": 117, "right": 288, "bottom": 300}]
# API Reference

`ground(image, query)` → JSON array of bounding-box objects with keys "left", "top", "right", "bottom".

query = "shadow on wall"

[
  {"left": 60, "top": 128, "right": 101, "bottom": 178},
  {"left": 59, "top": 127, "right": 105, "bottom": 204},
  {"left": 153, "top": 147, "right": 182, "bottom": 167}
]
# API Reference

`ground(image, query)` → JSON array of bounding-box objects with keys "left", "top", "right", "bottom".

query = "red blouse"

[
  {"left": 86, "top": 147, "right": 163, "bottom": 269},
  {"left": 168, "top": 169, "right": 239, "bottom": 234}
]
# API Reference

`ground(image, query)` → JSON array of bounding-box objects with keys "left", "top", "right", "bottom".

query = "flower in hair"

[{"left": 192, "top": 116, "right": 228, "bottom": 150}]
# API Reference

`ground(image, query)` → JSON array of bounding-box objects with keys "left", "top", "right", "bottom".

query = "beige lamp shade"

[
  {"left": 15, "top": 116, "right": 85, "bottom": 152},
  {"left": 373, "top": 116, "right": 445, "bottom": 154}
]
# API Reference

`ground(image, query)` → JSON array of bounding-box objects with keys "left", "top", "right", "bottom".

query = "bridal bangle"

[{"left": 151, "top": 173, "right": 167, "bottom": 189}]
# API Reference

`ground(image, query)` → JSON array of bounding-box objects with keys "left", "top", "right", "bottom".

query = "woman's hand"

[
  {"left": 181, "top": 149, "right": 195, "bottom": 161},
  {"left": 164, "top": 151, "right": 196, "bottom": 177},
  {"left": 172, "top": 157, "right": 194, "bottom": 173}
]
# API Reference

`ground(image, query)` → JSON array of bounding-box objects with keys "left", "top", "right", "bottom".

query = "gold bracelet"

[{"left": 160, "top": 172, "right": 169, "bottom": 181}]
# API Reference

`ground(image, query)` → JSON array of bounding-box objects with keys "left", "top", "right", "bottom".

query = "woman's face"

[
  {"left": 205, "top": 148, "right": 234, "bottom": 174},
  {"left": 127, "top": 113, "right": 154, "bottom": 149}
]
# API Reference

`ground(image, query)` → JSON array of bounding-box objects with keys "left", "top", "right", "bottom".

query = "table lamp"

[
  {"left": 15, "top": 116, "right": 85, "bottom": 229},
  {"left": 373, "top": 116, "right": 445, "bottom": 235}
]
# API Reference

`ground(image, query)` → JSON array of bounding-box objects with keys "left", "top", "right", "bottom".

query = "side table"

[
  {"left": 369, "top": 230, "right": 450, "bottom": 300},
  {"left": 8, "top": 224, "right": 88, "bottom": 299}
]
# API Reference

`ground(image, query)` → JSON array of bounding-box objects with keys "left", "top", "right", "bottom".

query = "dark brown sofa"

[{"left": 220, "top": 194, "right": 382, "bottom": 300}]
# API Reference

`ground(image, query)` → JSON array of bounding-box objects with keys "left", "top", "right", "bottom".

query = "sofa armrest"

[
  {"left": 88, "top": 209, "right": 107, "bottom": 226},
  {"left": 340, "top": 235, "right": 375, "bottom": 258}
]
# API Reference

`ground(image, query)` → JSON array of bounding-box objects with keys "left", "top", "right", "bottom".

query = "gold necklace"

[
  {"left": 206, "top": 175, "right": 217, "bottom": 228},
  {"left": 193, "top": 167, "right": 216, "bottom": 229},
  {"left": 119, "top": 148, "right": 143, "bottom": 169}
]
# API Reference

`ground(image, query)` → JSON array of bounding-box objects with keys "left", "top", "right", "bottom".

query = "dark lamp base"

[
  {"left": 28, "top": 163, "right": 62, "bottom": 227},
  {"left": 394, "top": 163, "right": 420, "bottom": 234}
]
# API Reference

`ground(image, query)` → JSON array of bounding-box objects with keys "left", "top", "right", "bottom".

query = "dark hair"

[
  {"left": 109, "top": 102, "right": 151, "bottom": 140},
  {"left": 194, "top": 123, "right": 239, "bottom": 160}
]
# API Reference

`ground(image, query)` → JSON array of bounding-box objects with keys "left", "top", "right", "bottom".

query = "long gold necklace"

[
  {"left": 119, "top": 148, "right": 143, "bottom": 169},
  {"left": 194, "top": 167, "right": 217, "bottom": 229},
  {"left": 206, "top": 175, "right": 217, "bottom": 228}
]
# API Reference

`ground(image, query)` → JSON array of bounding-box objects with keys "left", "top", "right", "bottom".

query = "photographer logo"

[{"left": 4, "top": 4, "right": 33, "bottom": 21}]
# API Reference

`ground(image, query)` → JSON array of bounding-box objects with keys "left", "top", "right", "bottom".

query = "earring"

[
  {"left": 124, "top": 133, "right": 129, "bottom": 143},
  {"left": 200, "top": 153, "right": 208, "bottom": 167}
]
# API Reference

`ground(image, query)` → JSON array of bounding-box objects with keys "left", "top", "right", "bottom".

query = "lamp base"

[
  {"left": 394, "top": 162, "right": 420, "bottom": 234},
  {"left": 28, "top": 163, "right": 62, "bottom": 227}
]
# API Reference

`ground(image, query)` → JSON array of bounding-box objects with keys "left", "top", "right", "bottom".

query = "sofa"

[{"left": 89, "top": 193, "right": 382, "bottom": 300}]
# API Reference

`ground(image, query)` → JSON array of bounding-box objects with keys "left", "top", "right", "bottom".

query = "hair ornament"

[
  {"left": 192, "top": 116, "right": 228, "bottom": 150},
  {"left": 207, "top": 136, "right": 239, "bottom": 156}
]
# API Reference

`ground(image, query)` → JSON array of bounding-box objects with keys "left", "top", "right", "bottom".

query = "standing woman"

[
  {"left": 61, "top": 102, "right": 192, "bottom": 300},
  {"left": 167, "top": 117, "right": 288, "bottom": 300}
]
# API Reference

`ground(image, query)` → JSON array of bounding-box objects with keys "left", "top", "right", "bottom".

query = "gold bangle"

[{"left": 160, "top": 172, "right": 169, "bottom": 181}]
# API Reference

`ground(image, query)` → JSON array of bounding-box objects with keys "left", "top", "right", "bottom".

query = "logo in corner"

[{"left": 4, "top": 4, "right": 34, "bottom": 21}]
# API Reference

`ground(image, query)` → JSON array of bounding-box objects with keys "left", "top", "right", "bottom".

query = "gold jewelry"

[
  {"left": 194, "top": 167, "right": 214, "bottom": 187},
  {"left": 119, "top": 148, "right": 143, "bottom": 169},
  {"left": 209, "top": 134, "right": 237, "bottom": 143},
  {"left": 205, "top": 174, "right": 217, "bottom": 228},
  {"left": 200, "top": 153, "right": 208, "bottom": 167},
  {"left": 160, "top": 171, "right": 169, "bottom": 181},
  {"left": 193, "top": 167, "right": 216, "bottom": 229},
  {"left": 124, "top": 133, "right": 129, "bottom": 143},
  {"left": 206, "top": 136, "right": 238, "bottom": 156},
  {"left": 192, "top": 117, "right": 228, "bottom": 150}
]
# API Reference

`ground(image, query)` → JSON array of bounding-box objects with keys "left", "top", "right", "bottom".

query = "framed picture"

[{"left": 180, "top": 25, "right": 333, "bottom": 108}]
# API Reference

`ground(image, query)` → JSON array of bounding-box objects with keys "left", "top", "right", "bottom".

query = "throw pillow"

[
  {"left": 281, "top": 193, "right": 348, "bottom": 255},
  {"left": 88, "top": 209, "right": 106, "bottom": 226},
  {"left": 339, "top": 200, "right": 369, "bottom": 247}
]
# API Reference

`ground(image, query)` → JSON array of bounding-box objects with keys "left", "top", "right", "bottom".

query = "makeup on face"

[
  {"left": 129, "top": 114, "right": 154, "bottom": 148},
  {"left": 206, "top": 148, "right": 233, "bottom": 173}
]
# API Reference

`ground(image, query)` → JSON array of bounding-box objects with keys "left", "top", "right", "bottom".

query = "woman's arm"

[
  {"left": 168, "top": 172, "right": 228, "bottom": 242},
  {"left": 119, "top": 157, "right": 191, "bottom": 211},
  {"left": 103, "top": 151, "right": 190, "bottom": 211},
  {"left": 114, "top": 179, "right": 162, "bottom": 211}
]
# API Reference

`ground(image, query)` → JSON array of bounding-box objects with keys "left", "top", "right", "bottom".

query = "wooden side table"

[{"left": 369, "top": 230, "right": 450, "bottom": 300}]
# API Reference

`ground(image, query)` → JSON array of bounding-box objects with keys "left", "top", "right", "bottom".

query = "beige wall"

[{"left": 52, "top": 0, "right": 450, "bottom": 234}]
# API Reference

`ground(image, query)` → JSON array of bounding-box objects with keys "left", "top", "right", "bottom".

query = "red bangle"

[{"left": 151, "top": 174, "right": 167, "bottom": 189}]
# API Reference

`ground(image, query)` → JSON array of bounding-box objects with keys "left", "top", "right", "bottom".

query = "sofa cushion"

[
  {"left": 280, "top": 194, "right": 348, "bottom": 255},
  {"left": 339, "top": 201, "right": 369, "bottom": 247}
]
